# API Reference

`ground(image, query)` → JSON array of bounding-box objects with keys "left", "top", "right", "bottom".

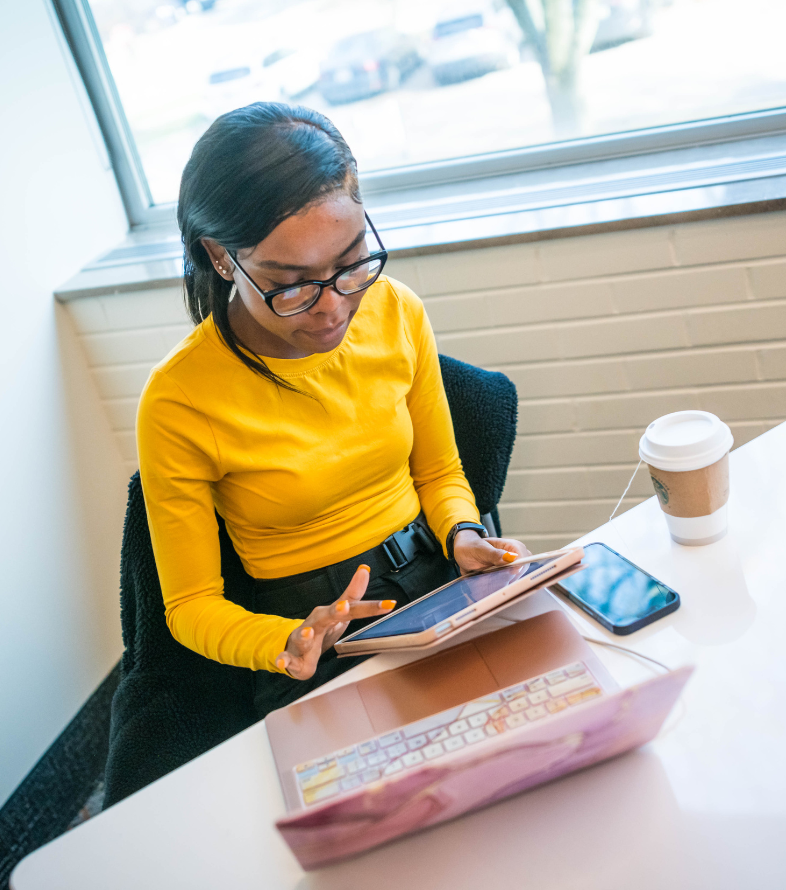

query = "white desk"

[{"left": 13, "top": 424, "right": 786, "bottom": 890}]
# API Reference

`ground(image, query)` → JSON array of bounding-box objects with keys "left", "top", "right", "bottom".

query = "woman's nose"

[{"left": 314, "top": 285, "right": 343, "bottom": 313}]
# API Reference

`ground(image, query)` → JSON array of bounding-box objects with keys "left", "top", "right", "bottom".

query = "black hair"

[{"left": 177, "top": 102, "right": 361, "bottom": 391}]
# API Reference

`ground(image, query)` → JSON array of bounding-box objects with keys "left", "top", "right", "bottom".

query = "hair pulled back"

[{"left": 177, "top": 102, "right": 361, "bottom": 389}]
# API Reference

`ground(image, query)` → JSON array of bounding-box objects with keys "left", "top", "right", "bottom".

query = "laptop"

[{"left": 266, "top": 609, "right": 692, "bottom": 870}]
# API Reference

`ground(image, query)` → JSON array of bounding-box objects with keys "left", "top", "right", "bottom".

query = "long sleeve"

[
  {"left": 135, "top": 277, "right": 480, "bottom": 672},
  {"left": 137, "top": 371, "right": 300, "bottom": 672},
  {"left": 398, "top": 287, "right": 481, "bottom": 550}
]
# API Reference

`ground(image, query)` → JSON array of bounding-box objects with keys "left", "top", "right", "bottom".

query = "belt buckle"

[
  {"left": 382, "top": 538, "right": 408, "bottom": 572},
  {"left": 382, "top": 518, "right": 436, "bottom": 572}
]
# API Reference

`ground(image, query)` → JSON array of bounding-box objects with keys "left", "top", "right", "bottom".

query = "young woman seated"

[{"left": 137, "top": 102, "right": 531, "bottom": 718}]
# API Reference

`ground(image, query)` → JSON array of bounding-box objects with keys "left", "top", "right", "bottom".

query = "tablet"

[{"left": 335, "top": 547, "right": 584, "bottom": 655}]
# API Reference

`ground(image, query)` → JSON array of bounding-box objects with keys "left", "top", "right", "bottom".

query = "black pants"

[{"left": 251, "top": 542, "right": 458, "bottom": 719}]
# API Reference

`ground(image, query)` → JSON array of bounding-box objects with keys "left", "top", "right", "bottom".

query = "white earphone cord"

[
  {"left": 608, "top": 459, "right": 643, "bottom": 522},
  {"left": 581, "top": 636, "right": 671, "bottom": 673}
]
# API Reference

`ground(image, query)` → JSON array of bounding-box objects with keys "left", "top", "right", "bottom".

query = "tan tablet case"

[{"left": 335, "top": 555, "right": 586, "bottom": 656}]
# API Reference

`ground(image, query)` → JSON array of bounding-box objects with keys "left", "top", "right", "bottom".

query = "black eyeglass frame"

[{"left": 227, "top": 212, "right": 388, "bottom": 318}]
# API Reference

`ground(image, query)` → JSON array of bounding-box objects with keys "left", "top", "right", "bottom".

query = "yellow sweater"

[{"left": 137, "top": 276, "right": 480, "bottom": 673}]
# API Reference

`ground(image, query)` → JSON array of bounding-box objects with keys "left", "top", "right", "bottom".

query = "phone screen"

[
  {"left": 556, "top": 543, "right": 678, "bottom": 630},
  {"left": 344, "top": 561, "right": 543, "bottom": 641}
]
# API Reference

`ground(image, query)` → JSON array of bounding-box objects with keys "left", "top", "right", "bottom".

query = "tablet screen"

[{"left": 345, "top": 561, "right": 544, "bottom": 641}]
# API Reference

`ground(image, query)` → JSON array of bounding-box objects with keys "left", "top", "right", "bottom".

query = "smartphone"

[{"left": 550, "top": 542, "right": 679, "bottom": 635}]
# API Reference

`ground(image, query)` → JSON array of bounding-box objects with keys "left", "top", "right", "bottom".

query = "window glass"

[{"left": 89, "top": 0, "right": 786, "bottom": 205}]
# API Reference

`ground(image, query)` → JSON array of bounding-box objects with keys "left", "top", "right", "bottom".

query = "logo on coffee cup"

[{"left": 651, "top": 477, "right": 669, "bottom": 505}]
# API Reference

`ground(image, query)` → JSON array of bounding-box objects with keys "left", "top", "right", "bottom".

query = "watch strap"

[{"left": 446, "top": 521, "right": 488, "bottom": 563}]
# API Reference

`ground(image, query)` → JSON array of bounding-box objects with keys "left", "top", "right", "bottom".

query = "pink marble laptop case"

[{"left": 275, "top": 665, "right": 693, "bottom": 870}]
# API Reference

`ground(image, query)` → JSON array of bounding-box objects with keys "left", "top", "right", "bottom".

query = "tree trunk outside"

[
  {"left": 544, "top": 63, "right": 585, "bottom": 138},
  {"left": 506, "top": 0, "right": 600, "bottom": 139}
]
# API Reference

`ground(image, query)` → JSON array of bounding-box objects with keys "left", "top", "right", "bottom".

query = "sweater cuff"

[{"left": 263, "top": 618, "right": 304, "bottom": 674}]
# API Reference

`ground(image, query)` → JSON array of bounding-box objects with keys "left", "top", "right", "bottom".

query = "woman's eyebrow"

[{"left": 253, "top": 227, "right": 367, "bottom": 272}]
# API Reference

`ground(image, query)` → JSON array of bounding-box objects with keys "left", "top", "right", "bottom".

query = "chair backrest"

[
  {"left": 438, "top": 354, "right": 518, "bottom": 534},
  {"left": 118, "top": 472, "right": 256, "bottom": 676}
]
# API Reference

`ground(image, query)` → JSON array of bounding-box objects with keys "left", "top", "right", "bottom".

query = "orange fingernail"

[
  {"left": 358, "top": 564, "right": 371, "bottom": 573},
  {"left": 502, "top": 551, "right": 517, "bottom": 563},
  {"left": 336, "top": 600, "right": 349, "bottom": 612},
  {"left": 276, "top": 658, "right": 286, "bottom": 671},
  {"left": 381, "top": 600, "right": 396, "bottom": 610},
  {"left": 301, "top": 626, "right": 314, "bottom": 640}
]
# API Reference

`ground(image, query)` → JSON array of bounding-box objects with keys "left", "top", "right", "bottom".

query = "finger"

[
  {"left": 275, "top": 652, "right": 292, "bottom": 676},
  {"left": 344, "top": 599, "right": 396, "bottom": 620},
  {"left": 305, "top": 595, "right": 367, "bottom": 636},
  {"left": 286, "top": 624, "right": 317, "bottom": 657},
  {"left": 321, "top": 600, "right": 396, "bottom": 653},
  {"left": 486, "top": 538, "right": 531, "bottom": 560},
  {"left": 314, "top": 599, "right": 396, "bottom": 632},
  {"left": 335, "top": 564, "right": 371, "bottom": 605},
  {"left": 466, "top": 539, "right": 524, "bottom": 567},
  {"left": 322, "top": 623, "right": 349, "bottom": 652},
  {"left": 304, "top": 600, "right": 350, "bottom": 635},
  {"left": 276, "top": 652, "right": 316, "bottom": 681}
]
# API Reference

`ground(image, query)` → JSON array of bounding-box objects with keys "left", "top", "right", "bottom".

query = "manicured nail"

[
  {"left": 336, "top": 600, "right": 349, "bottom": 613},
  {"left": 301, "top": 626, "right": 314, "bottom": 640},
  {"left": 502, "top": 551, "right": 517, "bottom": 563},
  {"left": 381, "top": 600, "right": 396, "bottom": 610},
  {"left": 276, "top": 657, "right": 286, "bottom": 671},
  {"left": 358, "top": 564, "right": 371, "bottom": 573}
]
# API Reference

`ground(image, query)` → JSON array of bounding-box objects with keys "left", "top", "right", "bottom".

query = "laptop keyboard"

[{"left": 293, "top": 661, "right": 602, "bottom": 807}]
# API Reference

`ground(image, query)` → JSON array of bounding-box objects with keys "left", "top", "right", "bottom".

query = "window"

[{"left": 55, "top": 0, "right": 786, "bottom": 228}]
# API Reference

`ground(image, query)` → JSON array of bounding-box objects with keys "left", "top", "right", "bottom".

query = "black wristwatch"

[{"left": 446, "top": 521, "right": 488, "bottom": 563}]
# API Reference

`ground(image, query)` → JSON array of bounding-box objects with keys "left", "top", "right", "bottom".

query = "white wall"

[
  {"left": 0, "top": 0, "right": 129, "bottom": 805},
  {"left": 66, "top": 211, "right": 786, "bottom": 557}
]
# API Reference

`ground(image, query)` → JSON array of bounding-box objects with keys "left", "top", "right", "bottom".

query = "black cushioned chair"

[{"left": 102, "top": 354, "right": 518, "bottom": 807}]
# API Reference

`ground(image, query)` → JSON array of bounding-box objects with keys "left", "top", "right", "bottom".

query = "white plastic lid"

[{"left": 639, "top": 410, "right": 733, "bottom": 472}]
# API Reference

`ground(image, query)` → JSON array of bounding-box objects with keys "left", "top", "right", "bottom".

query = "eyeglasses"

[{"left": 228, "top": 212, "right": 388, "bottom": 318}]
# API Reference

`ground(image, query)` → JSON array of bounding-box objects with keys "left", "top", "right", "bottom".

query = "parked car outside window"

[
  {"left": 318, "top": 28, "right": 422, "bottom": 105},
  {"left": 428, "top": 1, "right": 522, "bottom": 85}
]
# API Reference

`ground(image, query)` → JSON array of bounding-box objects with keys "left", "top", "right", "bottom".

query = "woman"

[{"left": 138, "top": 102, "right": 530, "bottom": 719}]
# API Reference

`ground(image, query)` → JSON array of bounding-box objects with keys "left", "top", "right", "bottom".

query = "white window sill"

[{"left": 55, "top": 123, "right": 786, "bottom": 302}]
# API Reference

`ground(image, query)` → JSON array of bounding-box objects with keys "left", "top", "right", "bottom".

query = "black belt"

[
  {"left": 377, "top": 512, "right": 440, "bottom": 571},
  {"left": 252, "top": 513, "right": 441, "bottom": 616}
]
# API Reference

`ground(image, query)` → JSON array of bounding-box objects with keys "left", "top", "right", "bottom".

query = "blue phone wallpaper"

[
  {"left": 558, "top": 543, "right": 676, "bottom": 626},
  {"left": 347, "top": 561, "right": 542, "bottom": 641}
]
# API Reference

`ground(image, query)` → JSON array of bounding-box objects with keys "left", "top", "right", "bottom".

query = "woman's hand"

[
  {"left": 453, "top": 530, "right": 531, "bottom": 575},
  {"left": 274, "top": 565, "right": 395, "bottom": 680}
]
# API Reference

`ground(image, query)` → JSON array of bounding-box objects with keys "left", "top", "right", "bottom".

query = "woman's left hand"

[{"left": 453, "top": 529, "right": 531, "bottom": 574}]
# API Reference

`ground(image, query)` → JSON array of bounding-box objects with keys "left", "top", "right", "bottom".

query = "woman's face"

[{"left": 203, "top": 193, "right": 370, "bottom": 360}]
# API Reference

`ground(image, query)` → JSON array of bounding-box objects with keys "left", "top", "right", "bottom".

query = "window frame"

[{"left": 52, "top": 0, "right": 786, "bottom": 231}]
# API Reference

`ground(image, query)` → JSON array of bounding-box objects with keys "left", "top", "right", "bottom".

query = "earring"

[{"left": 217, "top": 264, "right": 226, "bottom": 274}]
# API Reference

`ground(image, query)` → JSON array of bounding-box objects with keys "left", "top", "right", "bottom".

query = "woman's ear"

[{"left": 200, "top": 237, "right": 234, "bottom": 279}]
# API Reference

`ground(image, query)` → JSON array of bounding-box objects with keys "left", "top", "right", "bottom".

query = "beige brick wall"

[{"left": 66, "top": 211, "right": 786, "bottom": 550}]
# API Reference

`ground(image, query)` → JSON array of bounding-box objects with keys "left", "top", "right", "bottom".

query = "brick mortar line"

[
  {"left": 484, "top": 339, "right": 786, "bottom": 372},
  {"left": 80, "top": 322, "right": 192, "bottom": 341},
  {"left": 437, "top": 296, "right": 786, "bottom": 342},
  {"left": 499, "top": 496, "right": 649, "bottom": 506},
  {"left": 104, "top": 396, "right": 145, "bottom": 406},
  {"left": 92, "top": 360, "right": 164, "bottom": 372},
  {"left": 514, "top": 419, "right": 778, "bottom": 441},
  {"left": 417, "top": 251, "right": 786, "bottom": 300},
  {"left": 507, "top": 464, "right": 649, "bottom": 474},
  {"left": 418, "top": 268, "right": 786, "bottom": 311},
  {"left": 515, "top": 380, "right": 786, "bottom": 408}
]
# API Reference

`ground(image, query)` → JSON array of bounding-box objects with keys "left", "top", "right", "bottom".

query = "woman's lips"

[{"left": 305, "top": 319, "right": 347, "bottom": 341}]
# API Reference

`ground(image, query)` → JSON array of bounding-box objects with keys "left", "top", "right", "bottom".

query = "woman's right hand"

[{"left": 274, "top": 565, "right": 395, "bottom": 680}]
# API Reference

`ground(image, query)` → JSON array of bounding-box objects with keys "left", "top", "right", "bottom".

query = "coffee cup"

[{"left": 639, "top": 410, "right": 733, "bottom": 546}]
